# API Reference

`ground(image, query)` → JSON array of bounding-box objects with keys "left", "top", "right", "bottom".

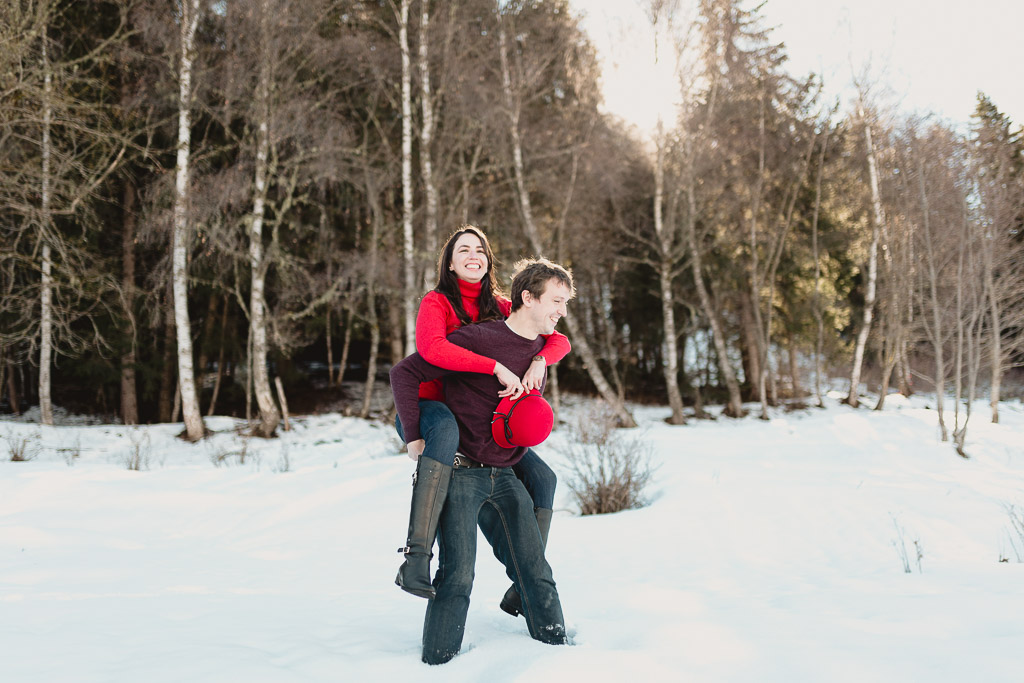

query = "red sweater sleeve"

[
  {"left": 538, "top": 330, "right": 571, "bottom": 364},
  {"left": 416, "top": 292, "right": 498, "bottom": 375}
]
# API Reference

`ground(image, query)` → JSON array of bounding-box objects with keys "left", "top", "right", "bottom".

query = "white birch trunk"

[
  {"left": 498, "top": 23, "right": 636, "bottom": 428},
  {"left": 39, "top": 37, "right": 54, "bottom": 426},
  {"left": 249, "top": 11, "right": 280, "bottom": 438},
  {"left": 653, "top": 123, "right": 685, "bottom": 424},
  {"left": 419, "top": 2, "right": 439, "bottom": 292},
  {"left": 847, "top": 116, "right": 882, "bottom": 408},
  {"left": 172, "top": 0, "right": 206, "bottom": 441},
  {"left": 399, "top": 0, "right": 415, "bottom": 356}
]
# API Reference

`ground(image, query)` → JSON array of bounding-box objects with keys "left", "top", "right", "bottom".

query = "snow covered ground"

[{"left": 2, "top": 391, "right": 1023, "bottom": 682}]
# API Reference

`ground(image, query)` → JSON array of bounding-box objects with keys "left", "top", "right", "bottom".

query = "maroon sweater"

[{"left": 390, "top": 320, "right": 546, "bottom": 467}]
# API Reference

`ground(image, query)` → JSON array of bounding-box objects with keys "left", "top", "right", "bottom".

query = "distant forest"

[{"left": 3, "top": 1, "right": 1023, "bottom": 447}]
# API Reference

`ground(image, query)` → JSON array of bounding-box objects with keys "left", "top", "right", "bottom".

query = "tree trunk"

[
  {"left": 159, "top": 281, "right": 175, "bottom": 422},
  {"left": 918, "top": 147, "right": 948, "bottom": 441},
  {"left": 386, "top": 296, "right": 403, "bottom": 366},
  {"left": 983, "top": 229, "right": 1002, "bottom": 423},
  {"left": 419, "top": 1, "right": 439, "bottom": 292},
  {"left": 171, "top": 0, "right": 206, "bottom": 441},
  {"left": 207, "top": 296, "right": 229, "bottom": 417},
  {"left": 399, "top": 0, "right": 415, "bottom": 356},
  {"left": 39, "top": 37, "right": 54, "bottom": 426},
  {"left": 739, "top": 294, "right": 761, "bottom": 401},
  {"left": 787, "top": 333, "right": 801, "bottom": 398},
  {"left": 5, "top": 362, "right": 19, "bottom": 415},
  {"left": 653, "top": 125, "right": 685, "bottom": 424},
  {"left": 685, "top": 172, "right": 743, "bottom": 417},
  {"left": 497, "top": 23, "right": 635, "bottom": 428},
  {"left": 336, "top": 295, "right": 353, "bottom": 387},
  {"left": 360, "top": 276, "right": 380, "bottom": 419},
  {"left": 846, "top": 117, "right": 882, "bottom": 409},
  {"left": 195, "top": 293, "right": 220, "bottom": 378},
  {"left": 248, "top": 13, "right": 281, "bottom": 439},
  {"left": 121, "top": 183, "right": 139, "bottom": 425}
]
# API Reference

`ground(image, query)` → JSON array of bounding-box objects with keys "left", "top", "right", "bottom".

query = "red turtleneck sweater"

[{"left": 414, "top": 278, "right": 571, "bottom": 401}]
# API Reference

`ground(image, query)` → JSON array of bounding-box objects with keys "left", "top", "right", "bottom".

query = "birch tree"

[
  {"left": 398, "top": 0, "right": 415, "bottom": 356},
  {"left": 846, "top": 102, "right": 884, "bottom": 408},
  {"left": 418, "top": 0, "right": 440, "bottom": 292},
  {"left": 171, "top": 0, "right": 207, "bottom": 440},
  {"left": 246, "top": 0, "right": 281, "bottom": 437},
  {"left": 39, "top": 35, "right": 55, "bottom": 425},
  {"left": 496, "top": 10, "right": 637, "bottom": 428}
]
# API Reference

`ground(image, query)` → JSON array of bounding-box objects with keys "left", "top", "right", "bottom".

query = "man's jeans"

[
  {"left": 396, "top": 400, "right": 557, "bottom": 509},
  {"left": 421, "top": 466, "right": 566, "bottom": 665}
]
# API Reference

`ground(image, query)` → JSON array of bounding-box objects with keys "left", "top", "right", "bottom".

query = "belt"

[{"left": 453, "top": 454, "right": 487, "bottom": 469}]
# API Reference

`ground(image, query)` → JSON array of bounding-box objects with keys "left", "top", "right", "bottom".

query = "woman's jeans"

[
  {"left": 421, "top": 466, "right": 566, "bottom": 664},
  {"left": 395, "top": 400, "right": 557, "bottom": 509}
]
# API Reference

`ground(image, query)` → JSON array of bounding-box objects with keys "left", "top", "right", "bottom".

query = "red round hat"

[{"left": 491, "top": 390, "right": 554, "bottom": 449}]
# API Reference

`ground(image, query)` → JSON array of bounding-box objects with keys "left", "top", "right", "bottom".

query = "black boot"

[
  {"left": 396, "top": 458, "right": 452, "bottom": 599},
  {"left": 500, "top": 507, "right": 552, "bottom": 617}
]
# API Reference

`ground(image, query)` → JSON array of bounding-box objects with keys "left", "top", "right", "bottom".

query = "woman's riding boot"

[
  {"left": 396, "top": 458, "right": 452, "bottom": 599},
  {"left": 499, "top": 507, "right": 552, "bottom": 616}
]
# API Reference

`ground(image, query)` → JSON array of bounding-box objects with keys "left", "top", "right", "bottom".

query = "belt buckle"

[{"left": 454, "top": 454, "right": 479, "bottom": 469}]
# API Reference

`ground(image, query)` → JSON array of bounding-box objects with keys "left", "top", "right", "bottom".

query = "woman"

[{"left": 395, "top": 226, "right": 570, "bottom": 608}]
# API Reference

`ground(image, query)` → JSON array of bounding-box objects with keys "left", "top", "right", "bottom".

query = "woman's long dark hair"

[{"left": 435, "top": 225, "right": 505, "bottom": 326}]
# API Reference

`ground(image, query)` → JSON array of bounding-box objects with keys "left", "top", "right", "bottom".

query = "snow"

[{"left": 3, "top": 392, "right": 1024, "bottom": 681}]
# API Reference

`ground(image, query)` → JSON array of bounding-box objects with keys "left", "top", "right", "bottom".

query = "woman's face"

[{"left": 449, "top": 232, "right": 488, "bottom": 284}]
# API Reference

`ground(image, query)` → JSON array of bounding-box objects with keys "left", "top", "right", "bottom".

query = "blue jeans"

[
  {"left": 421, "top": 466, "right": 566, "bottom": 664},
  {"left": 396, "top": 400, "right": 557, "bottom": 509}
]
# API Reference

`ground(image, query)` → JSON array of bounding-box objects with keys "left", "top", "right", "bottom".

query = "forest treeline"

[{"left": 2, "top": 0, "right": 1023, "bottom": 451}]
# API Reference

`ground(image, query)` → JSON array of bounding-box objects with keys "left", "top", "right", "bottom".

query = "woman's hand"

[
  {"left": 522, "top": 357, "right": 546, "bottom": 391},
  {"left": 494, "top": 362, "right": 525, "bottom": 400},
  {"left": 407, "top": 439, "right": 425, "bottom": 461}
]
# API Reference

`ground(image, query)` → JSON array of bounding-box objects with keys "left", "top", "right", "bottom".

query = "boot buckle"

[{"left": 398, "top": 546, "right": 411, "bottom": 554}]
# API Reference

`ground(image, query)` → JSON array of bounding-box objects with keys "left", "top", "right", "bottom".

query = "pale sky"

[{"left": 571, "top": 0, "right": 1024, "bottom": 133}]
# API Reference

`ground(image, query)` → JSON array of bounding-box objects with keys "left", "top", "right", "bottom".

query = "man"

[{"left": 390, "top": 258, "right": 574, "bottom": 665}]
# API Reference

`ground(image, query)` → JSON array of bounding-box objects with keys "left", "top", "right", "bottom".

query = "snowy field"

[{"left": 2, "top": 391, "right": 1023, "bottom": 682}]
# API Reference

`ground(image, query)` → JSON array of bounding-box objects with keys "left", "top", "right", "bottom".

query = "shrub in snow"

[
  {"left": 561, "top": 403, "right": 655, "bottom": 516},
  {"left": 5, "top": 429, "right": 40, "bottom": 462},
  {"left": 122, "top": 429, "right": 152, "bottom": 471}
]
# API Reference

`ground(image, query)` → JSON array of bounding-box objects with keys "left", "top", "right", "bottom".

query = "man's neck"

[{"left": 504, "top": 312, "right": 539, "bottom": 340}]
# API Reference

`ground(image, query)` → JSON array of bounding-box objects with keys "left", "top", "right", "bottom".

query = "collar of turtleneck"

[
  {"left": 457, "top": 278, "right": 483, "bottom": 300},
  {"left": 457, "top": 278, "right": 483, "bottom": 320}
]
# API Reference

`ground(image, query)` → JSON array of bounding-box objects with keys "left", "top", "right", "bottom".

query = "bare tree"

[
  {"left": 398, "top": 0, "right": 416, "bottom": 356},
  {"left": 246, "top": 0, "right": 281, "bottom": 437},
  {"left": 39, "top": 34, "right": 55, "bottom": 425},
  {"left": 171, "top": 0, "right": 207, "bottom": 440},
  {"left": 497, "top": 11, "right": 637, "bottom": 428},
  {"left": 846, "top": 102, "right": 884, "bottom": 408},
  {"left": 418, "top": 0, "right": 440, "bottom": 291}
]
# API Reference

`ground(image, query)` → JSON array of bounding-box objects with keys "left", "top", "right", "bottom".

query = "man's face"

[{"left": 523, "top": 278, "right": 571, "bottom": 335}]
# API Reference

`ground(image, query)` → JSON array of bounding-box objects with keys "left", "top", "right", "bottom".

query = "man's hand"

[
  {"left": 494, "top": 362, "right": 525, "bottom": 400},
  {"left": 522, "top": 357, "right": 546, "bottom": 391},
  {"left": 407, "top": 439, "right": 425, "bottom": 461}
]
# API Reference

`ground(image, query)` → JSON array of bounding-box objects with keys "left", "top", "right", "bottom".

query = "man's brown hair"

[{"left": 509, "top": 258, "right": 575, "bottom": 312}]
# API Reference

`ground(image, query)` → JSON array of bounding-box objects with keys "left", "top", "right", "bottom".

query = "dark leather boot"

[
  {"left": 499, "top": 507, "right": 552, "bottom": 617},
  {"left": 396, "top": 458, "right": 452, "bottom": 599}
]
